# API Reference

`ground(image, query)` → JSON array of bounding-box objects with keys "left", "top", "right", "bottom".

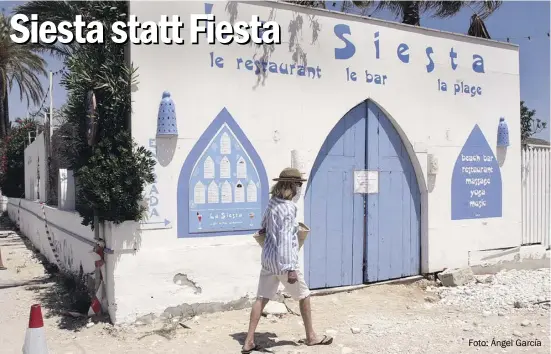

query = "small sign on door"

[{"left": 354, "top": 170, "right": 379, "bottom": 194}]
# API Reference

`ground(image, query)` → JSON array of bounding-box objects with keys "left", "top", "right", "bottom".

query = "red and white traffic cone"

[{"left": 22, "top": 304, "right": 48, "bottom": 354}]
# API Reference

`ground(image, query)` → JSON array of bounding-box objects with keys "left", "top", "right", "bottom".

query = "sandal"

[
  {"left": 306, "top": 335, "right": 333, "bottom": 346},
  {"left": 241, "top": 344, "right": 261, "bottom": 353}
]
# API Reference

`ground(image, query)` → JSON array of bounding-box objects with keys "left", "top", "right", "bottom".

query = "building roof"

[{"left": 524, "top": 137, "right": 550, "bottom": 146}]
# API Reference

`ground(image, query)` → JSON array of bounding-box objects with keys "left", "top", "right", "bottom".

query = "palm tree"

[
  {"left": 288, "top": 1, "right": 502, "bottom": 36},
  {"left": 13, "top": 1, "right": 80, "bottom": 58},
  {"left": 352, "top": 1, "right": 502, "bottom": 27},
  {"left": 0, "top": 12, "right": 47, "bottom": 138}
]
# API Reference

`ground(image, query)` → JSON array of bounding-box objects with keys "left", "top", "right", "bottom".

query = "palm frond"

[{"left": 468, "top": 14, "right": 491, "bottom": 39}]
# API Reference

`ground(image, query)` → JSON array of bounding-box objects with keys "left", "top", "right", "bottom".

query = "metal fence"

[{"left": 521, "top": 144, "right": 551, "bottom": 249}]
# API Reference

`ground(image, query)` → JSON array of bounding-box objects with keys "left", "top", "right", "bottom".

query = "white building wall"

[
  {"left": 7, "top": 198, "right": 96, "bottom": 276},
  {"left": 119, "top": 1, "right": 521, "bottom": 324}
]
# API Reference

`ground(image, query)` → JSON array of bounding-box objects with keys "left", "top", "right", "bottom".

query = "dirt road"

[{"left": 1, "top": 222, "right": 549, "bottom": 354}]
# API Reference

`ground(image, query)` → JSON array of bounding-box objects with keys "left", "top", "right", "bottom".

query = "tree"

[
  {"left": 353, "top": 1, "right": 502, "bottom": 27},
  {"left": 15, "top": 1, "right": 156, "bottom": 228},
  {"left": 288, "top": 1, "right": 502, "bottom": 36},
  {"left": 0, "top": 118, "right": 41, "bottom": 197},
  {"left": 0, "top": 12, "right": 47, "bottom": 138},
  {"left": 521, "top": 101, "right": 547, "bottom": 143}
]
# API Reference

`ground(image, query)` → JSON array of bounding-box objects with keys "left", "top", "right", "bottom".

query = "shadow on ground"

[
  {"left": 230, "top": 331, "right": 299, "bottom": 352},
  {"left": 1, "top": 212, "right": 109, "bottom": 331}
]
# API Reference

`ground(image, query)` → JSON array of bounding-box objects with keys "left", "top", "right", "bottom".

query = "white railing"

[{"left": 521, "top": 144, "right": 551, "bottom": 249}]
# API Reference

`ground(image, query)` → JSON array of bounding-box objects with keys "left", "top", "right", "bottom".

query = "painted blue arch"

[
  {"left": 177, "top": 108, "right": 269, "bottom": 238},
  {"left": 451, "top": 125, "right": 502, "bottom": 220},
  {"left": 304, "top": 99, "right": 421, "bottom": 288}
]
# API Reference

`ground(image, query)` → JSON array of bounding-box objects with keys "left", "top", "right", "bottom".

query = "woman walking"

[{"left": 242, "top": 168, "right": 333, "bottom": 353}]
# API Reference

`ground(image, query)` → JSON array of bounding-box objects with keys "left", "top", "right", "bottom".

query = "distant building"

[{"left": 524, "top": 137, "right": 550, "bottom": 146}]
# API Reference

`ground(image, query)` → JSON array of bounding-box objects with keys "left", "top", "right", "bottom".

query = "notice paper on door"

[{"left": 354, "top": 170, "right": 378, "bottom": 194}]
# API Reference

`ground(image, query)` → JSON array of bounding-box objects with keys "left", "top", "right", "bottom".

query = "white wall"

[
  {"left": 24, "top": 133, "right": 46, "bottom": 202},
  {"left": 58, "top": 169, "right": 76, "bottom": 211},
  {"left": 122, "top": 1, "right": 521, "bottom": 324},
  {"left": 7, "top": 198, "right": 97, "bottom": 276}
]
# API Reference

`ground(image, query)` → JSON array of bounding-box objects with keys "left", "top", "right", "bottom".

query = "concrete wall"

[
  {"left": 58, "top": 169, "right": 76, "bottom": 211},
  {"left": 121, "top": 1, "right": 522, "bottom": 323},
  {"left": 7, "top": 198, "right": 96, "bottom": 277},
  {"left": 24, "top": 133, "right": 46, "bottom": 202}
]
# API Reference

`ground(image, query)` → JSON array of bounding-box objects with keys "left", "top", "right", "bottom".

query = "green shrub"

[{"left": 0, "top": 119, "right": 40, "bottom": 198}]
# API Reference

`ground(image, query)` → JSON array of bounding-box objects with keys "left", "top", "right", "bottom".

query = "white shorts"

[{"left": 256, "top": 268, "right": 311, "bottom": 301}]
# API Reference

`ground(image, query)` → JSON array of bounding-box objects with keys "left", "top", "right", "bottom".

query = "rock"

[
  {"left": 482, "top": 311, "right": 491, "bottom": 317},
  {"left": 438, "top": 268, "right": 474, "bottom": 287},
  {"left": 136, "top": 314, "right": 155, "bottom": 325},
  {"left": 520, "top": 320, "right": 531, "bottom": 327},
  {"left": 178, "top": 322, "right": 191, "bottom": 329},
  {"left": 262, "top": 302, "right": 288, "bottom": 316},
  {"left": 498, "top": 311, "right": 506, "bottom": 317},
  {"left": 514, "top": 301, "right": 528, "bottom": 309},
  {"left": 350, "top": 327, "right": 361, "bottom": 334},
  {"left": 512, "top": 330, "right": 522, "bottom": 337},
  {"left": 424, "top": 296, "right": 437, "bottom": 303},
  {"left": 86, "top": 322, "right": 95, "bottom": 328}
]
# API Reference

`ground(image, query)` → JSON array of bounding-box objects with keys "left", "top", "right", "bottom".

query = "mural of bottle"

[
  {"left": 249, "top": 212, "right": 255, "bottom": 226},
  {"left": 497, "top": 117, "right": 510, "bottom": 147},
  {"left": 197, "top": 212, "right": 203, "bottom": 229},
  {"left": 156, "top": 91, "right": 178, "bottom": 137}
]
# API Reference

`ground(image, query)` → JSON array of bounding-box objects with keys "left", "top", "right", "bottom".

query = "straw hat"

[{"left": 273, "top": 167, "right": 307, "bottom": 182}]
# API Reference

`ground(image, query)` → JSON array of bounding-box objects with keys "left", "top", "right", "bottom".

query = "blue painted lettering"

[
  {"left": 346, "top": 67, "right": 357, "bottom": 81},
  {"left": 150, "top": 184, "right": 159, "bottom": 194},
  {"left": 449, "top": 48, "right": 458, "bottom": 70},
  {"left": 210, "top": 52, "right": 224, "bottom": 68},
  {"left": 149, "top": 196, "right": 159, "bottom": 207},
  {"left": 150, "top": 208, "right": 160, "bottom": 218},
  {"left": 334, "top": 24, "right": 355, "bottom": 60},
  {"left": 426, "top": 47, "right": 434, "bottom": 73},
  {"left": 332, "top": 28, "right": 486, "bottom": 74},
  {"left": 397, "top": 43, "right": 409, "bottom": 63},
  {"left": 454, "top": 82, "right": 482, "bottom": 97},
  {"left": 451, "top": 125, "right": 502, "bottom": 219},
  {"left": 438, "top": 78, "right": 447, "bottom": 92},
  {"left": 365, "top": 71, "right": 387, "bottom": 85},
  {"left": 235, "top": 56, "right": 321, "bottom": 79},
  {"left": 472, "top": 54, "right": 485, "bottom": 73}
]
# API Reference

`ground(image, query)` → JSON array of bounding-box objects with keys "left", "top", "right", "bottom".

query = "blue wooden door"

[
  {"left": 365, "top": 102, "right": 421, "bottom": 282},
  {"left": 305, "top": 103, "right": 367, "bottom": 289},
  {"left": 305, "top": 101, "right": 420, "bottom": 289}
]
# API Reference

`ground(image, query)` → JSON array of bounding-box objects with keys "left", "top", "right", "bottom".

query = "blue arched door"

[{"left": 304, "top": 101, "right": 421, "bottom": 289}]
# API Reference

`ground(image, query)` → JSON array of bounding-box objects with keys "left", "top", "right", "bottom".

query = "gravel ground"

[
  {"left": 1, "top": 223, "right": 550, "bottom": 354},
  {"left": 434, "top": 269, "right": 550, "bottom": 314}
]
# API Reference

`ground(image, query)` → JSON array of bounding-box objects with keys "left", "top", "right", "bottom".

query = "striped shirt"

[{"left": 260, "top": 197, "right": 299, "bottom": 275}]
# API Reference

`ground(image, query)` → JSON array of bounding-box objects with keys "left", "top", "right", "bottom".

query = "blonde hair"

[{"left": 270, "top": 181, "right": 299, "bottom": 200}]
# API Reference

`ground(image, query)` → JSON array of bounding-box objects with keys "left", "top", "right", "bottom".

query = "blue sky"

[{"left": 5, "top": 1, "right": 550, "bottom": 140}]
